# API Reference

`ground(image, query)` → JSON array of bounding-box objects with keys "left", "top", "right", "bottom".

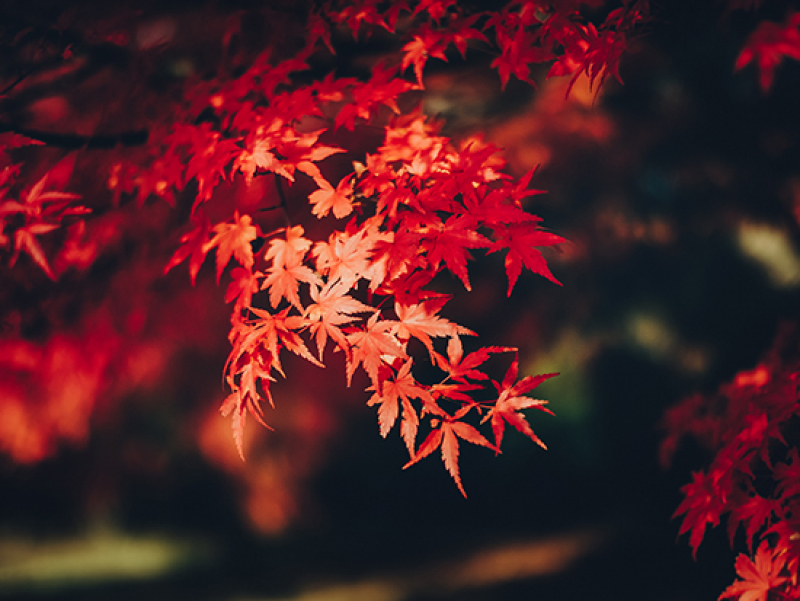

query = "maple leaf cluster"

[
  {"left": 0, "top": 0, "right": 662, "bottom": 498},
  {"left": 212, "top": 115, "right": 565, "bottom": 496},
  {"left": 3, "top": 0, "right": 791, "bottom": 498},
  {"left": 97, "top": 0, "right": 651, "bottom": 494},
  {"left": 0, "top": 135, "right": 89, "bottom": 280},
  {"left": 661, "top": 327, "right": 800, "bottom": 600}
]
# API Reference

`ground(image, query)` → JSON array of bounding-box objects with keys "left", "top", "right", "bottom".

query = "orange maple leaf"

[
  {"left": 234, "top": 307, "right": 321, "bottom": 378},
  {"left": 265, "top": 225, "right": 312, "bottom": 270},
  {"left": 261, "top": 259, "right": 321, "bottom": 310},
  {"left": 345, "top": 311, "right": 405, "bottom": 385},
  {"left": 309, "top": 176, "right": 354, "bottom": 219},
  {"left": 404, "top": 405, "right": 496, "bottom": 497},
  {"left": 305, "top": 280, "right": 374, "bottom": 358},
  {"left": 221, "top": 347, "right": 276, "bottom": 460},
  {"left": 720, "top": 542, "right": 789, "bottom": 601},
  {"left": 312, "top": 227, "right": 375, "bottom": 288},
  {"left": 392, "top": 299, "right": 472, "bottom": 358},
  {"left": 367, "top": 360, "right": 433, "bottom": 449},
  {"left": 236, "top": 136, "right": 292, "bottom": 185},
  {"left": 204, "top": 211, "right": 259, "bottom": 283}
]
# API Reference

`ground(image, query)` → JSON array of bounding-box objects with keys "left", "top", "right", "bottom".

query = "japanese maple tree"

[
  {"left": 1, "top": 0, "right": 656, "bottom": 495},
  {"left": 1, "top": 1, "right": 800, "bottom": 597}
]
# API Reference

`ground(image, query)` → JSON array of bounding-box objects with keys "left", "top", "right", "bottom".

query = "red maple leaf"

[
  {"left": 402, "top": 30, "right": 449, "bottom": 85},
  {"left": 463, "top": 169, "right": 546, "bottom": 226},
  {"left": 445, "top": 13, "right": 488, "bottom": 56},
  {"left": 485, "top": 356, "right": 556, "bottom": 451},
  {"left": 488, "top": 221, "right": 565, "bottom": 295},
  {"left": 411, "top": 0, "right": 456, "bottom": 22},
  {"left": 10, "top": 223, "right": 59, "bottom": 279},
  {"left": 547, "top": 5, "right": 645, "bottom": 97},
  {"left": 334, "top": 63, "right": 418, "bottom": 130},
  {"left": 674, "top": 469, "right": 730, "bottom": 557},
  {"left": 221, "top": 312, "right": 293, "bottom": 460},
  {"left": 488, "top": 9, "right": 552, "bottom": 90},
  {"left": 225, "top": 266, "right": 262, "bottom": 313},
  {"left": 727, "top": 492, "right": 778, "bottom": 553},
  {"left": 306, "top": 9, "right": 335, "bottom": 54},
  {"left": 2, "top": 170, "right": 85, "bottom": 279},
  {"left": 736, "top": 12, "right": 800, "bottom": 92},
  {"left": 274, "top": 130, "right": 346, "bottom": 186},
  {"left": 331, "top": 1, "right": 389, "bottom": 40},
  {"left": 774, "top": 448, "right": 800, "bottom": 501},
  {"left": 433, "top": 336, "right": 512, "bottom": 383},
  {"left": 492, "top": 34, "right": 550, "bottom": 90},
  {"left": 420, "top": 214, "right": 491, "bottom": 291},
  {"left": 182, "top": 124, "right": 240, "bottom": 204},
  {"left": 401, "top": 14, "right": 488, "bottom": 86},
  {"left": 163, "top": 212, "right": 212, "bottom": 284},
  {"left": 18, "top": 171, "right": 83, "bottom": 219},
  {"left": 235, "top": 135, "right": 291, "bottom": 185}
]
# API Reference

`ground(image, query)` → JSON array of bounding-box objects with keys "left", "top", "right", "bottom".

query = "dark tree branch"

[{"left": 0, "top": 122, "right": 148, "bottom": 148}]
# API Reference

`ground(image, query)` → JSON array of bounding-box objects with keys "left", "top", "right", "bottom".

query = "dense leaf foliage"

[
  {"left": 662, "top": 327, "right": 800, "bottom": 601},
  {"left": 1, "top": 1, "right": 799, "bottom": 596},
  {"left": 3, "top": 0, "right": 644, "bottom": 492}
]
